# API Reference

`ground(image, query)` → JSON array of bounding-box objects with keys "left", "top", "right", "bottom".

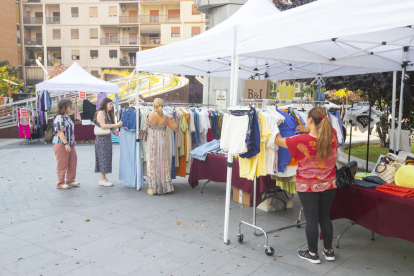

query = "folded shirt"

[
  {"left": 190, "top": 139, "right": 221, "bottom": 161},
  {"left": 376, "top": 183, "right": 414, "bottom": 197}
]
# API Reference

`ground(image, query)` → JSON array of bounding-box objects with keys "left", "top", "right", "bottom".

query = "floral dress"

[{"left": 146, "top": 115, "right": 174, "bottom": 194}]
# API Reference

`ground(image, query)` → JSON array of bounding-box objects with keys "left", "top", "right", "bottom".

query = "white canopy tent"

[
  {"left": 135, "top": 0, "right": 414, "bottom": 246},
  {"left": 36, "top": 62, "right": 119, "bottom": 94}
]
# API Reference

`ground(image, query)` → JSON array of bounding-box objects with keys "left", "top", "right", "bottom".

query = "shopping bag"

[{"left": 244, "top": 73, "right": 270, "bottom": 102}]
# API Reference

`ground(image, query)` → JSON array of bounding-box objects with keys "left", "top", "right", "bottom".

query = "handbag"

[
  {"left": 94, "top": 125, "right": 110, "bottom": 136},
  {"left": 138, "top": 125, "right": 148, "bottom": 141},
  {"left": 375, "top": 153, "right": 402, "bottom": 183},
  {"left": 336, "top": 161, "right": 357, "bottom": 190},
  {"left": 393, "top": 163, "right": 414, "bottom": 188}
]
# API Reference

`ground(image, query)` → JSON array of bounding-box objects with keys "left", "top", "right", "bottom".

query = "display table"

[
  {"left": 74, "top": 125, "right": 95, "bottom": 141},
  {"left": 330, "top": 186, "right": 414, "bottom": 243},
  {"left": 188, "top": 153, "right": 277, "bottom": 206}
]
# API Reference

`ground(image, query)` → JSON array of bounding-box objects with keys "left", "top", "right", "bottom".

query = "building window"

[
  {"left": 171, "top": 27, "right": 180, "bottom": 37},
  {"left": 17, "top": 25, "right": 21, "bottom": 45},
  {"left": 72, "top": 50, "right": 80, "bottom": 60},
  {"left": 191, "top": 27, "right": 200, "bottom": 37},
  {"left": 90, "top": 50, "right": 98, "bottom": 60},
  {"left": 90, "top": 28, "right": 98, "bottom": 39},
  {"left": 53, "top": 29, "right": 61, "bottom": 39},
  {"left": 90, "top": 7, "right": 98, "bottom": 18},
  {"left": 168, "top": 10, "right": 180, "bottom": 20},
  {"left": 71, "top": 29, "right": 79, "bottom": 39},
  {"left": 71, "top": 7, "right": 79, "bottom": 18},
  {"left": 91, "top": 70, "right": 99, "bottom": 77},
  {"left": 109, "top": 50, "right": 117, "bottom": 60},
  {"left": 109, "top": 6, "right": 117, "bottom": 17},
  {"left": 109, "top": 34, "right": 118, "bottom": 43},
  {"left": 192, "top": 5, "right": 201, "bottom": 14}
]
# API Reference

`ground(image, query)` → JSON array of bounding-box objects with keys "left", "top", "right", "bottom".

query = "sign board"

[
  {"left": 79, "top": 91, "right": 86, "bottom": 99},
  {"left": 215, "top": 90, "right": 227, "bottom": 109},
  {"left": 20, "top": 109, "right": 28, "bottom": 117}
]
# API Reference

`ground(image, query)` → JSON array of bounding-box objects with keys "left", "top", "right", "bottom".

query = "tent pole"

[
  {"left": 348, "top": 102, "right": 354, "bottom": 163},
  {"left": 223, "top": 153, "right": 233, "bottom": 245},
  {"left": 232, "top": 55, "right": 240, "bottom": 107},
  {"left": 136, "top": 71, "right": 142, "bottom": 191},
  {"left": 229, "top": 56, "right": 235, "bottom": 107},
  {"left": 366, "top": 95, "right": 371, "bottom": 172},
  {"left": 390, "top": 71, "right": 397, "bottom": 153},
  {"left": 396, "top": 68, "right": 406, "bottom": 154}
]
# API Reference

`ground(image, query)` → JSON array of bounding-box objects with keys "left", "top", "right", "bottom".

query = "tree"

[
  {"left": 47, "top": 63, "right": 87, "bottom": 79},
  {"left": 0, "top": 65, "right": 24, "bottom": 97},
  {"left": 325, "top": 88, "right": 365, "bottom": 118},
  {"left": 0, "top": 60, "right": 19, "bottom": 79},
  {"left": 298, "top": 86, "right": 313, "bottom": 99}
]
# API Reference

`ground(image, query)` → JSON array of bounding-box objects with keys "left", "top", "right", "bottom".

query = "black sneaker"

[
  {"left": 323, "top": 249, "right": 335, "bottom": 261},
  {"left": 298, "top": 250, "right": 321, "bottom": 264}
]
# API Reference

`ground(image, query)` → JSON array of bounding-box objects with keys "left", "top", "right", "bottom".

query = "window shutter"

[
  {"left": 168, "top": 10, "right": 180, "bottom": 19},
  {"left": 192, "top": 5, "right": 200, "bottom": 14},
  {"left": 90, "top": 50, "right": 98, "bottom": 57},
  {"left": 53, "top": 29, "right": 61, "bottom": 39},
  {"left": 90, "top": 7, "right": 98, "bottom": 17},
  {"left": 71, "top": 29, "right": 79, "bottom": 39},
  {"left": 191, "top": 27, "right": 200, "bottom": 35},
  {"left": 109, "top": 50, "right": 117, "bottom": 58},
  {"left": 171, "top": 27, "right": 180, "bottom": 34},
  {"left": 71, "top": 7, "right": 78, "bottom": 17},
  {"left": 90, "top": 28, "right": 98, "bottom": 39},
  {"left": 91, "top": 70, "right": 99, "bottom": 77},
  {"left": 109, "top": 6, "right": 117, "bottom": 16}
]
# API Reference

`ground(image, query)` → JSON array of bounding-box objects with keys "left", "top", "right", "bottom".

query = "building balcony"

[
  {"left": 119, "top": 16, "right": 139, "bottom": 24},
  {"left": 46, "top": 17, "right": 60, "bottom": 24},
  {"left": 24, "top": 38, "right": 42, "bottom": 46},
  {"left": 140, "top": 37, "right": 161, "bottom": 45},
  {"left": 99, "top": 0, "right": 138, "bottom": 1},
  {"left": 23, "top": 17, "right": 43, "bottom": 24},
  {"left": 120, "top": 58, "right": 136, "bottom": 67},
  {"left": 22, "top": 0, "right": 41, "bottom": 3},
  {"left": 139, "top": 15, "right": 180, "bottom": 23},
  {"left": 24, "top": 59, "right": 56, "bottom": 67},
  {"left": 100, "top": 37, "right": 139, "bottom": 46}
]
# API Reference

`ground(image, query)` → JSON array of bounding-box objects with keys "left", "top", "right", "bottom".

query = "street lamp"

[{"left": 3, "top": 79, "right": 19, "bottom": 98}]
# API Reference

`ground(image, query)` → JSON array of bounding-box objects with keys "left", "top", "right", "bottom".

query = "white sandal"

[
  {"left": 66, "top": 182, "right": 80, "bottom": 187},
  {"left": 57, "top": 184, "right": 71, "bottom": 189}
]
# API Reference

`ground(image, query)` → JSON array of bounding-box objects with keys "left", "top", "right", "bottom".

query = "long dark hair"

[
  {"left": 308, "top": 107, "right": 333, "bottom": 160},
  {"left": 57, "top": 99, "right": 72, "bottom": 115},
  {"left": 93, "top": 97, "right": 115, "bottom": 124}
]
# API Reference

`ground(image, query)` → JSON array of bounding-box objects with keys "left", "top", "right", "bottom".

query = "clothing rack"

[
  {"left": 139, "top": 102, "right": 218, "bottom": 108},
  {"left": 17, "top": 105, "right": 41, "bottom": 145}
]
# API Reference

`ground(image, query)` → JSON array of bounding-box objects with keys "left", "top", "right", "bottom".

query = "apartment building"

[
  {"left": 0, "top": 0, "right": 23, "bottom": 81},
  {"left": 21, "top": 0, "right": 205, "bottom": 86}
]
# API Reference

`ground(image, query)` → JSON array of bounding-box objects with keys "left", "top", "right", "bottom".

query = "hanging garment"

[
  {"left": 74, "top": 99, "right": 81, "bottom": 121},
  {"left": 191, "top": 109, "right": 200, "bottom": 147},
  {"left": 82, "top": 100, "right": 96, "bottom": 121},
  {"left": 220, "top": 113, "right": 249, "bottom": 155},
  {"left": 42, "top": 91, "right": 52, "bottom": 111},
  {"left": 119, "top": 128, "right": 137, "bottom": 188},
  {"left": 277, "top": 110, "right": 299, "bottom": 173},
  {"left": 18, "top": 109, "right": 31, "bottom": 139},
  {"left": 239, "top": 113, "right": 272, "bottom": 180},
  {"left": 240, "top": 108, "right": 260, "bottom": 159},
  {"left": 146, "top": 116, "right": 174, "bottom": 194},
  {"left": 94, "top": 117, "right": 112, "bottom": 175},
  {"left": 96, "top": 92, "right": 108, "bottom": 110},
  {"left": 272, "top": 176, "right": 297, "bottom": 194},
  {"left": 403, "top": 76, "right": 412, "bottom": 116}
]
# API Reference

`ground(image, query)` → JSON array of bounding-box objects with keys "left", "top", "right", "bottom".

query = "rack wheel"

[
  {"left": 265, "top": 247, "right": 275, "bottom": 256},
  {"left": 296, "top": 220, "right": 301, "bottom": 228},
  {"left": 224, "top": 240, "right": 230, "bottom": 245},
  {"left": 237, "top": 234, "right": 244, "bottom": 244}
]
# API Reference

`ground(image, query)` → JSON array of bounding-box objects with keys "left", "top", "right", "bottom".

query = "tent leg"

[
  {"left": 390, "top": 71, "right": 397, "bottom": 153},
  {"left": 232, "top": 55, "right": 240, "bottom": 107},
  {"left": 229, "top": 56, "right": 236, "bottom": 108},
  {"left": 366, "top": 94, "right": 371, "bottom": 173},
  {"left": 136, "top": 71, "right": 142, "bottom": 191},
  {"left": 396, "top": 68, "right": 406, "bottom": 154},
  {"left": 223, "top": 154, "right": 233, "bottom": 245}
]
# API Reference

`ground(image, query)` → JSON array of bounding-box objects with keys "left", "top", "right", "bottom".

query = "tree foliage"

[{"left": 0, "top": 62, "right": 24, "bottom": 97}]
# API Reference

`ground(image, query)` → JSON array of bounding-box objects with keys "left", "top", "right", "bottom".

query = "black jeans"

[{"left": 298, "top": 189, "right": 336, "bottom": 253}]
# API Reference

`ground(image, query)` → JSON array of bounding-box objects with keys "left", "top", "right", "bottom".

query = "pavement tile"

[
  {"left": 4, "top": 250, "right": 66, "bottom": 274},
  {"left": 101, "top": 228, "right": 148, "bottom": 245},
  {"left": 24, "top": 256, "right": 89, "bottom": 276},
  {"left": 27, "top": 199, "right": 53, "bottom": 209},
  {"left": 4, "top": 202, "right": 30, "bottom": 212},
  {"left": 49, "top": 198, "right": 75, "bottom": 207},
  {"left": 19, "top": 209, "right": 46, "bottom": 221},
  {"left": 170, "top": 266, "right": 210, "bottom": 276},
  {"left": 212, "top": 256, "right": 264, "bottom": 276},
  {"left": 186, "top": 250, "right": 237, "bottom": 274},
  {"left": 3, "top": 195, "right": 26, "bottom": 204},
  {"left": 10, "top": 186, "right": 33, "bottom": 195},
  {"left": 0, "top": 267, "right": 19, "bottom": 275},
  {"left": 25, "top": 192, "right": 48, "bottom": 202},
  {"left": 0, "top": 244, "right": 49, "bottom": 267},
  {"left": 63, "top": 239, "right": 116, "bottom": 260},
  {"left": 62, "top": 264, "right": 122, "bottom": 276},
  {"left": 0, "top": 211, "right": 21, "bottom": 225},
  {"left": 127, "top": 258, "right": 182, "bottom": 276},
  {"left": 0, "top": 239, "right": 31, "bottom": 254}
]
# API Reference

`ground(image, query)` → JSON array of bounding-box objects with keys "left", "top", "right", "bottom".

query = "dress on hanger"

[{"left": 146, "top": 115, "right": 174, "bottom": 194}]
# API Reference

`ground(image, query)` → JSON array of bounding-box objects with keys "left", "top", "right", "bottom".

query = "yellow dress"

[{"left": 239, "top": 113, "right": 272, "bottom": 180}]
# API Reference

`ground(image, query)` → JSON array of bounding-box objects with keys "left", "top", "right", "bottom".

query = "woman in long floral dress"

[{"left": 146, "top": 98, "right": 178, "bottom": 195}]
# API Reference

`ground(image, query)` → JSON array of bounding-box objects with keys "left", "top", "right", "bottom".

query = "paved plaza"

[{"left": 0, "top": 140, "right": 413, "bottom": 276}]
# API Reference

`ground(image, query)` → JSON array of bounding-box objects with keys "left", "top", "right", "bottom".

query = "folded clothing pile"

[{"left": 376, "top": 183, "right": 414, "bottom": 197}]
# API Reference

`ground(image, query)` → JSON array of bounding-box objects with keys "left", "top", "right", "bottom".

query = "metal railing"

[
  {"left": 22, "top": 0, "right": 41, "bottom": 2},
  {"left": 139, "top": 15, "right": 180, "bottom": 23},
  {"left": 24, "top": 59, "right": 57, "bottom": 67},
  {"left": 100, "top": 37, "right": 139, "bottom": 45},
  {"left": 24, "top": 38, "right": 42, "bottom": 46},
  {"left": 23, "top": 17, "right": 43, "bottom": 24},
  {"left": 120, "top": 58, "right": 136, "bottom": 66},
  {"left": 140, "top": 37, "right": 161, "bottom": 45},
  {"left": 46, "top": 17, "right": 60, "bottom": 24},
  {"left": 119, "top": 16, "right": 139, "bottom": 24},
  {"left": 71, "top": 13, "right": 78, "bottom": 18}
]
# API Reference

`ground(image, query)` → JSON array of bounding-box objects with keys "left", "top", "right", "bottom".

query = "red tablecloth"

[
  {"left": 188, "top": 153, "right": 277, "bottom": 206},
  {"left": 74, "top": 125, "right": 95, "bottom": 141},
  {"left": 330, "top": 186, "right": 414, "bottom": 243}
]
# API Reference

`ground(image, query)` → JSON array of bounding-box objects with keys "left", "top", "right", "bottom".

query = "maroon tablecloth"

[
  {"left": 74, "top": 125, "right": 96, "bottom": 141},
  {"left": 330, "top": 186, "right": 414, "bottom": 243},
  {"left": 188, "top": 153, "right": 277, "bottom": 206}
]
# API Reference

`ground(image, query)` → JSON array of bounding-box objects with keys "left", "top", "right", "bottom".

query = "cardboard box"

[{"left": 233, "top": 187, "right": 253, "bottom": 207}]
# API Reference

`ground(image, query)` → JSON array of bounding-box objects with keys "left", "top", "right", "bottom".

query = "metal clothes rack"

[{"left": 17, "top": 105, "right": 41, "bottom": 145}]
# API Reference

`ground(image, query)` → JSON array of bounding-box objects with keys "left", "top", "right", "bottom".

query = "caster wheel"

[
  {"left": 224, "top": 240, "right": 230, "bottom": 245},
  {"left": 265, "top": 247, "right": 275, "bottom": 256},
  {"left": 237, "top": 234, "right": 244, "bottom": 244},
  {"left": 296, "top": 220, "right": 301, "bottom": 228}
]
